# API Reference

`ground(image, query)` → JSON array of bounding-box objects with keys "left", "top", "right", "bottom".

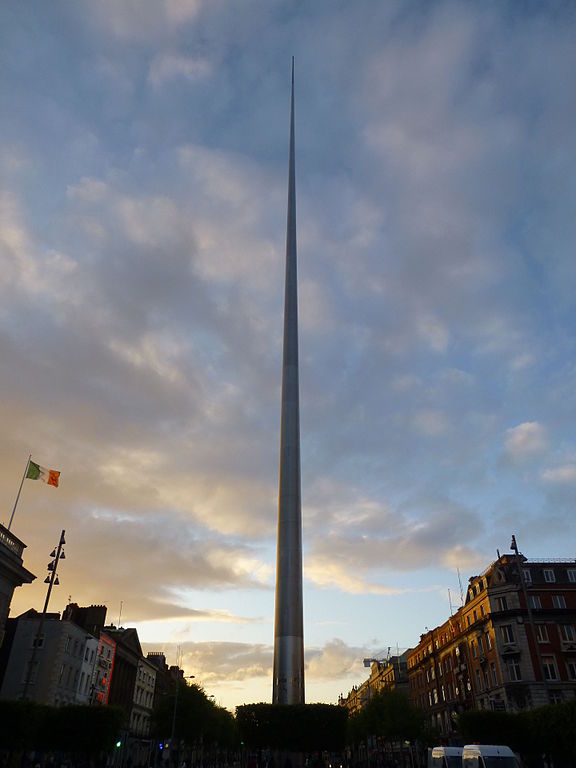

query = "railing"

[{"left": 0, "top": 525, "right": 24, "bottom": 557}]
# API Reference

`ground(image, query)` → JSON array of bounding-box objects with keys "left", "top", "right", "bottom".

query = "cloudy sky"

[{"left": 2, "top": 0, "right": 576, "bottom": 710}]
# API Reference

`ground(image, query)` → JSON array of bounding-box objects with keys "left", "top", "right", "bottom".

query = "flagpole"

[{"left": 8, "top": 454, "right": 32, "bottom": 531}]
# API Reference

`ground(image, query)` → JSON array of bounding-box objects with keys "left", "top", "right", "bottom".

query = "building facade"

[
  {"left": 341, "top": 549, "right": 576, "bottom": 741},
  {"left": 339, "top": 653, "right": 409, "bottom": 714},
  {"left": 0, "top": 610, "right": 98, "bottom": 705},
  {"left": 406, "top": 552, "right": 576, "bottom": 738},
  {"left": 0, "top": 524, "right": 35, "bottom": 642}
]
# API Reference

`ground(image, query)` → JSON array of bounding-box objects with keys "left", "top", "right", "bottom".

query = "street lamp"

[
  {"left": 22, "top": 529, "right": 66, "bottom": 700},
  {"left": 170, "top": 673, "right": 195, "bottom": 767}
]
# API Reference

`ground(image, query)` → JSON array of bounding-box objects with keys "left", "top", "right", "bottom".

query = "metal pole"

[
  {"left": 8, "top": 454, "right": 31, "bottom": 531},
  {"left": 22, "top": 529, "right": 65, "bottom": 700}
]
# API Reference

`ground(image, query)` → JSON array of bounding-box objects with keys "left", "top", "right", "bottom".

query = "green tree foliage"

[
  {"left": 458, "top": 708, "right": 526, "bottom": 752},
  {"left": 458, "top": 700, "right": 576, "bottom": 765},
  {"left": 151, "top": 681, "right": 236, "bottom": 747},
  {"left": 0, "top": 701, "right": 123, "bottom": 753},
  {"left": 348, "top": 690, "right": 424, "bottom": 745},
  {"left": 236, "top": 703, "right": 348, "bottom": 752}
]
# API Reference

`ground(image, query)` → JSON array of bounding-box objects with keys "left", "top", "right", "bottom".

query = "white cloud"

[
  {"left": 149, "top": 54, "right": 211, "bottom": 86},
  {"left": 504, "top": 422, "right": 547, "bottom": 462},
  {"left": 541, "top": 464, "right": 576, "bottom": 485}
]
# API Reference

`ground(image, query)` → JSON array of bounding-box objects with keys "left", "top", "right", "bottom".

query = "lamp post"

[
  {"left": 22, "top": 529, "right": 66, "bottom": 700},
  {"left": 170, "top": 673, "right": 195, "bottom": 768},
  {"left": 510, "top": 534, "right": 549, "bottom": 704}
]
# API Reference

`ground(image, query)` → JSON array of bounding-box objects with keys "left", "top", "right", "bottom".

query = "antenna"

[
  {"left": 118, "top": 601, "right": 123, "bottom": 627},
  {"left": 457, "top": 568, "right": 464, "bottom": 606},
  {"left": 448, "top": 588, "right": 454, "bottom": 615}
]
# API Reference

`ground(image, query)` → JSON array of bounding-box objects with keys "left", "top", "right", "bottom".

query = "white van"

[
  {"left": 429, "top": 746, "right": 463, "bottom": 767},
  {"left": 462, "top": 744, "right": 519, "bottom": 768}
]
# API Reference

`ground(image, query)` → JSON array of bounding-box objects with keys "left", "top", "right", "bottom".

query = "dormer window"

[{"left": 544, "top": 569, "right": 556, "bottom": 583}]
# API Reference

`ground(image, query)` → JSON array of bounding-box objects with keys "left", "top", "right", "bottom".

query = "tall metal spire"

[{"left": 273, "top": 58, "right": 305, "bottom": 705}]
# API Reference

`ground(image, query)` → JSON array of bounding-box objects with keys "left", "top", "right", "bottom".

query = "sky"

[{"left": 2, "top": 0, "right": 576, "bottom": 712}]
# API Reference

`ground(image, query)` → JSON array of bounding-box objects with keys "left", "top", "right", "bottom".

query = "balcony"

[{"left": 0, "top": 524, "right": 25, "bottom": 558}]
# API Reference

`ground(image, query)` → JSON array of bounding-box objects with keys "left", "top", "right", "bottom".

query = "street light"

[
  {"left": 170, "top": 673, "right": 195, "bottom": 767},
  {"left": 22, "top": 529, "right": 66, "bottom": 700}
]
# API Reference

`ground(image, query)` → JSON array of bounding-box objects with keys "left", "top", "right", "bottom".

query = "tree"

[
  {"left": 152, "top": 680, "right": 230, "bottom": 747},
  {"left": 236, "top": 703, "right": 348, "bottom": 752},
  {"left": 350, "top": 690, "right": 424, "bottom": 744}
]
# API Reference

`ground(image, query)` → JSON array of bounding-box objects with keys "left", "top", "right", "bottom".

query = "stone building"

[
  {"left": 406, "top": 550, "right": 576, "bottom": 738},
  {"left": 0, "top": 524, "right": 35, "bottom": 642}
]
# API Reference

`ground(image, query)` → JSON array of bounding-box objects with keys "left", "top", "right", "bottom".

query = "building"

[
  {"left": 0, "top": 524, "right": 35, "bottom": 642},
  {"left": 339, "top": 653, "right": 409, "bottom": 714},
  {"left": 131, "top": 656, "right": 157, "bottom": 738},
  {"left": 0, "top": 609, "right": 98, "bottom": 705},
  {"left": 91, "top": 632, "right": 117, "bottom": 705},
  {"left": 341, "top": 547, "right": 576, "bottom": 741},
  {"left": 105, "top": 626, "right": 156, "bottom": 766},
  {"left": 406, "top": 549, "right": 576, "bottom": 739}
]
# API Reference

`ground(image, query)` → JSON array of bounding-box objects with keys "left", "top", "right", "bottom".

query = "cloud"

[
  {"left": 541, "top": 464, "right": 576, "bottom": 485},
  {"left": 503, "top": 422, "right": 547, "bottom": 462},
  {"left": 149, "top": 54, "right": 212, "bottom": 86}
]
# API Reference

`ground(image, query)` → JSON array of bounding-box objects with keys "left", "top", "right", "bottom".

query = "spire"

[{"left": 272, "top": 59, "right": 305, "bottom": 705}]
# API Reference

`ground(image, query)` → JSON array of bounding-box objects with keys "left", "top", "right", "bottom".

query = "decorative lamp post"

[
  {"left": 170, "top": 673, "right": 195, "bottom": 767},
  {"left": 22, "top": 529, "right": 66, "bottom": 700}
]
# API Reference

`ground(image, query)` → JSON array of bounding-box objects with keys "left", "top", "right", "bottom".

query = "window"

[
  {"left": 478, "top": 635, "right": 485, "bottom": 654},
  {"left": 21, "top": 661, "right": 39, "bottom": 685},
  {"left": 480, "top": 604, "right": 485, "bottom": 616},
  {"left": 486, "top": 632, "right": 492, "bottom": 650},
  {"left": 433, "top": 688, "right": 438, "bottom": 704},
  {"left": 523, "top": 569, "right": 532, "bottom": 584},
  {"left": 542, "top": 656, "right": 558, "bottom": 681},
  {"left": 471, "top": 640, "right": 477, "bottom": 658},
  {"left": 567, "top": 569, "right": 576, "bottom": 583},
  {"left": 552, "top": 595, "right": 567, "bottom": 609},
  {"left": 500, "top": 625, "right": 514, "bottom": 644},
  {"left": 549, "top": 691, "right": 563, "bottom": 705},
  {"left": 560, "top": 624, "right": 575, "bottom": 642},
  {"left": 567, "top": 661, "right": 576, "bottom": 680},
  {"left": 544, "top": 569, "right": 556, "bottom": 583},
  {"left": 490, "top": 662, "right": 498, "bottom": 686},
  {"left": 496, "top": 596, "right": 508, "bottom": 611},
  {"left": 476, "top": 669, "right": 483, "bottom": 692},
  {"left": 473, "top": 609, "right": 478, "bottom": 622},
  {"left": 530, "top": 595, "right": 542, "bottom": 609},
  {"left": 506, "top": 659, "right": 522, "bottom": 682},
  {"left": 536, "top": 624, "right": 549, "bottom": 643},
  {"left": 31, "top": 635, "right": 45, "bottom": 649}
]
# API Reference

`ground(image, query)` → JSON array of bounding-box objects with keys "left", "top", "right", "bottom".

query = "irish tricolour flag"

[{"left": 26, "top": 460, "right": 60, "bottom": 488}]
